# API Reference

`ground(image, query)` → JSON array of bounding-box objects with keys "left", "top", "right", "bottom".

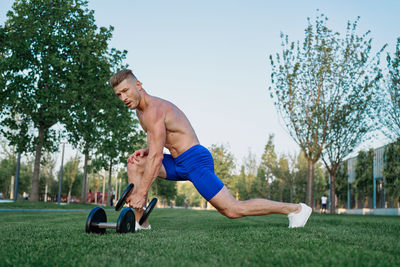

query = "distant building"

[{"left": 346, "top": 145, "right": 386, "bottom": 209}]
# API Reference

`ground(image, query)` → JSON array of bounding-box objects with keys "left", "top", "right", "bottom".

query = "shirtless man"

[{"left": 110, "top": 69, "right": 312, "bottom": 229}]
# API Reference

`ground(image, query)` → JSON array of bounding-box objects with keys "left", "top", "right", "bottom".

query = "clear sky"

[{"left": 1, "top": 0, "right": 400, "bottom": 169}]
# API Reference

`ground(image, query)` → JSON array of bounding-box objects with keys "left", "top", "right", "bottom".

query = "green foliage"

[
  {"left": 269, "top": 179, "right": 283, "bottom": 202},
  {"left": 60, "top": 155, "right": 81, "bottom": 202},
  {"left": 0, "top": 0, "right": 130, "bottom": 201},
  {"left": 313, "top": 162, "right": 328, "bottom": 203},
  {"left": 269, "top": 12, "right": 384, "bottom": 208},
  {"left": 0, "top": 143, "right": 32, "bottom": 197},
  {"left": 176, "top": 181, "right": 202, "bottom": 207},
  {"left": 354, "top": 149, "right": 374, "bottom": 207},
  {"left": 235, "top": 150, "right": 260, "bottom": 199},
  {"left": 335, "top": 160, "right": 349, "bottom": 206},
  {"left": 378, "top": 38, "right": 400, "bottom": 139},
  {"left": 275, "top": 154, "right": 295, "bottom": 202},
  {"left": 383, "top": 139, "right": 400, "bottom": 204},
  {"left": 293, "top": 152, "right": 308, "bottom": 203},
  {"left": 175, "top": 193, "right": 186, "bottom": 207},
  {"left": 92, "top": 108, "right": 145, "bottom": 171},
  {"left": 150, "top": 178, "right": 177, "bottom": 205},
  {"left": 0, "top": 155, "right": 17, "bottom": 197},
  {"left": 260, "top": 134, "right": 277, "bottom": 183},
  {"left": 234, "top": 166, "right": 249, "bottom": 200},
  {"left": 116, "top": 168, "right": 129, "bottom": 194},
  {"left": 38, "top": 151, "right": 57, "bottom": 200},
  {"left": 208, "top": 144, "right": 236, "bottom": 191},
  {"left": 250, "top": 167, "right": 267, "bottom": 198}
]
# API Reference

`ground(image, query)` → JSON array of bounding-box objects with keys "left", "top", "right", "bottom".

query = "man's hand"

[
  {"left": 127, "top": 148, "right": 149, "bottom": 164},
  {"left": 126, "top": 189, "right": 147, "bottom": 209}
]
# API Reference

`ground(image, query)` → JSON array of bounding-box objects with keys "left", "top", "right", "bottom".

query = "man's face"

[{"left": 113, "top": 77, "right": 141, "bottom": 110}]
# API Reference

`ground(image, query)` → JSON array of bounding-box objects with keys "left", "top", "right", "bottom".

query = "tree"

[
  {"left": 39, "top": 151, "right": 56, "bottom": 201},
  {"left": 61, "top": 155, "right": 81, "bottom": 203},
  {"left": 150, "top": 179, "right": 177, "bottom": 207},
  {"left": 93, "top": 102, "right": 145, "bottom": 206},
  {"left": 0, "top": 141, "right": 32, "bottom": 198},
  {"left": 0, "top": 0, "right": 115, "bottom": 201},
  {"left": 294, "top": 152, "right": 308, "bottom": 203},
  {"left": 335, "top": 160, "right": 348, "bottom": 207},
  {"left": 274, "top": 155, "right": 290, "bottom": 202},
  {"left": 176, "top": 181, "right": 202, "bottom": 207},
  {"left": 314, "top": 162, "right": 328, "bottom": 207},
  {"left": 269, "top": 12, "right": 384, "bottom": 208},
  {"left": 383, "top": 140, "right": 400, "bottom": 207},
  {"left": 318, "top": 18, "right": 383, "bottom": 214},
  {"left": 278, "top": 153, "right": 298, "bottom": 203},
  {"left": 61, "top": 18, "right": 129, "bottom": 203},
  {"left": 260, "top": 134, "right": 278, "bottom": 199},
  {"left": 269, "top": 179, "right": 283, "bottom": 202},
  {"left": 378, "top": 38, "right": 400, "bottom": 140},
  {"left": 208, "top": 144, "right": 236, "bottom": 191},
  {"left": 0, "top": 141, "right": 17, "bottom": 197},
  {"left": 250, "top": 166, "right": 267, "bottom": 198},
  {"left": 242, "top": 149, "right": 258, "bottom": 198},
  {"left": 354, "top": 149, "right": 374, "bottom": 208},
  {"left": 234, "top": 166, "right": 249, "bottom": 200}
]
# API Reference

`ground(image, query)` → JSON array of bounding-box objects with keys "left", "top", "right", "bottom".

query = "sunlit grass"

[{"left": 0, "top": 203, "right": 399, "bottom": 266}]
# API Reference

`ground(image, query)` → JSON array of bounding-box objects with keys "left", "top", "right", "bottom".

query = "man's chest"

[{"left": 137, "top": 111, "right": 148, "bottom": 132}]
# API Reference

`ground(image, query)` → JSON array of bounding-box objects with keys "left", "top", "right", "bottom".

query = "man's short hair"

[{"left": 109, "top": 69, "right": 137, "bottom": 88}]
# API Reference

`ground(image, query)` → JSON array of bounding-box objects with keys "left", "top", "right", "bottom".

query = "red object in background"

[{"left": 86, "top": 192, "right": 108, "bottom": 204}]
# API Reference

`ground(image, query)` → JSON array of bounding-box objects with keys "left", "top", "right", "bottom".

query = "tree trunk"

[
  {"left": 67, "top": 185, "right": 72, "bottom": 204},
  {"left": 107, "top": 161, "right": 112, "bottom": 206},
  {"left": 81, "top": 150, "right": 89, "bottom": 203},
  {"left": 102, "top": 171, "right": 106, "bottom": 205},
  {"left": 44, "top": 182, "right": 48, "bottom": 202},
  {"left": 330, "top": 173, "right": 336, "bottom": 214},
  {"left": 306, "top": 159, "right": 315, "bottom": 209},
  {"left": 290, "top": 185, "right": 294, "bottom": 203},
  {"left": 31, "top": 124, "right": 46, "bottom": 202}
]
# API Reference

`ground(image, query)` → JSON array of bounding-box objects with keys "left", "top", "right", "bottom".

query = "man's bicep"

[{"left": 146, "top": 117, "right": 166, "bottom": 155}]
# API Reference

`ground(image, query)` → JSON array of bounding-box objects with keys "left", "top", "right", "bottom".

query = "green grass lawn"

[
  {"left": 0, "top": 202, "right": 399, "bottom": 267},
  {"left": 0, "top": 200, "right": 103, "bottom": 210}
]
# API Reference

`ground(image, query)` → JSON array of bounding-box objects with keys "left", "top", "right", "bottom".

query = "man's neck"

[{"left": 137, "top": 92, "right": 151, "bottom": 113}]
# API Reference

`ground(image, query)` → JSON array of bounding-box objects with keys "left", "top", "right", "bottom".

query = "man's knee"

[
  {"left": 127, "top": 159, "right": 145, "bottom": 173},
  {"left": 218, "top": 204, "right": 244, "bottom": 219}
]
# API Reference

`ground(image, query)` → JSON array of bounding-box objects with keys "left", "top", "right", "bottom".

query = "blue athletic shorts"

[{"left": 162, "top": 144, "right": 225, "bottom": 201}]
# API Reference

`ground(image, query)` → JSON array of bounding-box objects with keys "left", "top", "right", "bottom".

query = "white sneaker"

[
  {"left": 288, "top": 203, "right": 312, "bottom": 228},
  {"left": 135, "top": 221, "right": 151, "bottom": 231}
]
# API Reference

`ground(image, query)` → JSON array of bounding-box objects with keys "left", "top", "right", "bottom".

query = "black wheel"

[
  {"left": 116, "top": 207, "right": 135, "bottom": 233},
  {"left": 115, "top": 184, "right": 134, "bottom": 211},
  {"left": 139, "top": 197, "right": 158, "bottom": 225},
  {"left": 86, "top": 207, "right": 107, "bottom": 234}
]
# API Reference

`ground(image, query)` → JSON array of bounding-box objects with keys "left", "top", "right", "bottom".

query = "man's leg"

[
  {"left": 208, "top": 186, "right": 312, "bottom": 228},
  {"left": 127, "top": 155, "right": 167, "bottom": 227},
  {"left": 209, "top": 186, "right": 300, "bottom": 218}
]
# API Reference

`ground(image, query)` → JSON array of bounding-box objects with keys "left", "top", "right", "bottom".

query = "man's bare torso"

[{"left": 136, "top": 95, "right": 200, "bottom": 158}]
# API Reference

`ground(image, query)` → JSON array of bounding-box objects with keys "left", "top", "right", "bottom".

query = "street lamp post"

[
  {"left": 57, "top": 142, "right": 65, "bottom": 204},
  {"left": 13, "top": 152, "right": 21, "bottom": 201},
  {"left": 13, "top": 116, "right": 25, "bottom": 202}
]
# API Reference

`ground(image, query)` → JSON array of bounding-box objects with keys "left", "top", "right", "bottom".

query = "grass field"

[
  {"left": 1, "top": 202, "right": 399, "bottom": 267},
  {"left": 0, "top": 200, "right": 102, "bottom": 210}
]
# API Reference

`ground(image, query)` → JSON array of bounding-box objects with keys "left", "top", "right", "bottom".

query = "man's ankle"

[{"left": 293, "top": 204, "right": 301, "bottom": 214}]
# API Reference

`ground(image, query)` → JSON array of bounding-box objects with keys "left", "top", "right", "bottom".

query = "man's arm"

[{"left": 137, "top": 108, "right": 166, "bottom": 197}]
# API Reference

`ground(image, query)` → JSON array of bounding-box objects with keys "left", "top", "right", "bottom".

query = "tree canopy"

[
  {"left": 0, "top": 0, "right": 138, "bottom": 201},
  {"left": 269, "top": 12, "right": 384, "bottom": 208}
]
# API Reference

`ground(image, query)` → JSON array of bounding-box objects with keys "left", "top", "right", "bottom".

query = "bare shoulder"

[{"left": 145, "top": 97, "right": 171, "bottom": 119}]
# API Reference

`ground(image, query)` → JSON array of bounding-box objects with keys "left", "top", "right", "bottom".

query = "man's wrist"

[{"left": 137, "top": 188, "right": 148, "bottom": 197}]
